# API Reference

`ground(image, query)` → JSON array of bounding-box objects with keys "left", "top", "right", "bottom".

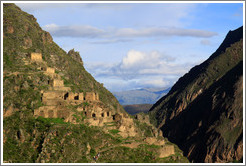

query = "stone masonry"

[
  {"left": 30, "top": 52, "right": 42, "bottom": 62},
  {"left": 158, "top": 145, "right": 175, "bottom": 158},
  {"left": 85, "top": 92, "right": 99, "bottom": 101},
  {"left": 32, "top": 52, "right": 138, "bottom": 138},
  {"left": 49, "top": 79, "right": 64, "bottom": 87}
]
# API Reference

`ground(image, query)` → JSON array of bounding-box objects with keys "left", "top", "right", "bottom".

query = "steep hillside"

[
  {"left": 113, "top": 87, "right": 170, "bottom": 105},
  {"left": 3, "top": 4, "right": 188, "bottom": 163},
  {"left": 149, "top": 26, "right": 243, "bottom": 162},
  {"left": 3, "top": 3, "right": 120, "bottom": 113}
]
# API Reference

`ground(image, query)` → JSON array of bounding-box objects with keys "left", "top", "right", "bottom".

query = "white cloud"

[
  {"left": 114, "top": 27, "right": 217, "bottom": 38},
  {"left": 43, "top": 24, "right": 104, "bottom": 38},
  {"left": 116, "top": 50, "right": 186, "bottom": 76},
  {"left": 118, "top": 50, "right": 175, "bottom": 72},
  {"left": 139, "top": 78, "right": 170, "bottom": 88},
  {"left": 85, "top": 50, "right": 195, "bottom": 90},
  {"left": 90, "top": 39, "right": 133, "bottom": 44},
  {"left": 43, "top": 24, "right": 218, "bottom": 39}
]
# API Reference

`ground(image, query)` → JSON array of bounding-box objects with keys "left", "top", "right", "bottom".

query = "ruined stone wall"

[
  {"left": 31, "top": 53, "right": 42, "bottom": 62},
  {"left": 46, "top": 67, "right": 55, "bottom": 74},
  {"left": 135, "top": 114, "right": 150, "bottom": 125},
  {"left": 42, "top": 91, "right": 65, "bottom": 106},
  {"left": 49, "top": 79, "right": 64, "bottom": 87},
  {"left": 85, "top": 92, "right": 96, "bottom": 101},
  {"left": 95, "top": 93, "right": 99, "bottom": 100},
  {"left": 34, "top": 106, "right": 70, "bottom": 120},
  {"left": 42, "top": 91, "right": 64, "bottom": 100},
  {"left": 79, "top": 93, "right": 84, "bottom": 101},
  {"left": 159, "top": 145, "right": 175, "bottom": 158},
  {"left": 65, "top": 92, "right": 84, "bottom": 101}
]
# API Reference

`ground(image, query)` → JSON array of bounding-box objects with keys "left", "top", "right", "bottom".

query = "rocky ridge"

[{"left": 149, "top": 26, "right": 243, "bottom": 163}]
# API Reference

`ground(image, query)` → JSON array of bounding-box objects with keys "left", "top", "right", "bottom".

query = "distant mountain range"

[{"left": 113, "top": 87, "right": 171, "bottom": 105}]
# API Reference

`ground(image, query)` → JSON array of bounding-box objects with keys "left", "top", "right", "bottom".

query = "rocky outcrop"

[
  {"left": 68, "top": 49, "right": 83, "bottom": 65},
  {"left": 149, "top": 26, "right": 243, "bottom": 163}
]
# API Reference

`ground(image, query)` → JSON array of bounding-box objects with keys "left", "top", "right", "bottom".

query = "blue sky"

[{"left": 16, "top": 2, "right": 243, "bottom": 92}]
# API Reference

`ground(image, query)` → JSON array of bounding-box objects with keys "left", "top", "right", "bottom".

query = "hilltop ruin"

[{"left": 31, "top": 52, "right": 140, "bottom": 138}]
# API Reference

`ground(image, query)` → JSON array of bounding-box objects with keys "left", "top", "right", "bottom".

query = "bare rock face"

[
  {"left": 149, "top": 26, "right": 243, "bottom": 163},
  {"left": 68, "top": 49, "right": 83, "bottom": 65},
  {"left": 41, "top": 32, "right": 53, "bottom": 44},
  {"left": 3, "top": 105, "right": 14, "bottom": 117},
  {"left": 23, "top": 37, "right": 32, "bottom": 49},
  {"left": 6, "top": 25, "right": 14, "bottom": 33}
]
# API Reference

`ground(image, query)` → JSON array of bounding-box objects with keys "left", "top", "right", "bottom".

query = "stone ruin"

[
  {"left": 30, "top": 52, "right": 138, "bottom": 138},
  {"left": 158, "top": 145, "right": 175, "bottom": 158},
  {"left": 134, "top": 113, "right": 150, "bottom": 125},
  {"left": 48, "top": 79, "right": 64, "bottom": 87},
  {"left": 85, "top": 92, "right": 99, "bottom": 101},
  {"left": 42, "top": 67, "right": 55, "bottom": 74},
  {"left": 30, "top": 52, "right": 42, "bottom": 62}
]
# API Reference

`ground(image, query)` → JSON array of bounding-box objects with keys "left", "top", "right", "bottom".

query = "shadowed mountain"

[{"left": 149, "top": 26, "right": 243, "bottom": 163}]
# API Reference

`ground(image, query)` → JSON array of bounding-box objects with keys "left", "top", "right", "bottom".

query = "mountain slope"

[
  {"left": 3, "top": 4, "right": 188, "bottom": 163},
  {"left": 149, "top": 26, "right": 243, "bottom": 162},
  {"left": 113, "top": 87, "right": 170, "bottom": 105}
]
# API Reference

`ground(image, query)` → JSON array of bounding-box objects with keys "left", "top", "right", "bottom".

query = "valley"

[{"left": 2, "top": 3, "right": 243, "bottom": 164}]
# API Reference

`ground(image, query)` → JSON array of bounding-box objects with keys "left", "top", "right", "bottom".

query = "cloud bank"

[
  {"left": 86, "top": 50, "right": 196, "bottom": 91},
  {"left": 43, "top": 24, "right": 218, "bottom": 39}
]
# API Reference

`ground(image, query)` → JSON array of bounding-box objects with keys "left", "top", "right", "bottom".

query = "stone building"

[
  {"left": 45, "top": 67, "right": 55, "bottom": 74},
  {"left": 49, "top": 79, "right": 64, "bottom": 87},
  {"left": 85, "top": 92, "right": 99, "bottom": 101},
  {"left": 30, "top": 52, "right": 42, "bottom": 62}
]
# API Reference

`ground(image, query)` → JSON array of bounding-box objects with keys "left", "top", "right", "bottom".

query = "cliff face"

[{"left": 149, "top": 26, "right": 243, "bottom": 163}]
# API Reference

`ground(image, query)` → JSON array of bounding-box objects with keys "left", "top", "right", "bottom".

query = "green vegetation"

[
  {"left": 36, "top": 116, "right": 67, "bottom": 124},
  {"left": 109, "top": 129, "right": 120, "bottom": 135}
]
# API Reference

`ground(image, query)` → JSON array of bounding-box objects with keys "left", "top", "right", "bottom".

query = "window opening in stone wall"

[
  {"left": 101, "top": 113, "right": 104, "bottom": 117},
  {"left": 64, "top": 92, "right": 69, "bottom": 100},
  {"left": 74, "top": 95, "right": 79, "bottom": 100},
  {"left": 17, "top": 131, "right": 21, "bottom": 139},
  {"left": 107, "top": 112, "right": 109, "bottom": 117},
  {"left": 92, "top": 113, "right": 96, "bottom": 118}
]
